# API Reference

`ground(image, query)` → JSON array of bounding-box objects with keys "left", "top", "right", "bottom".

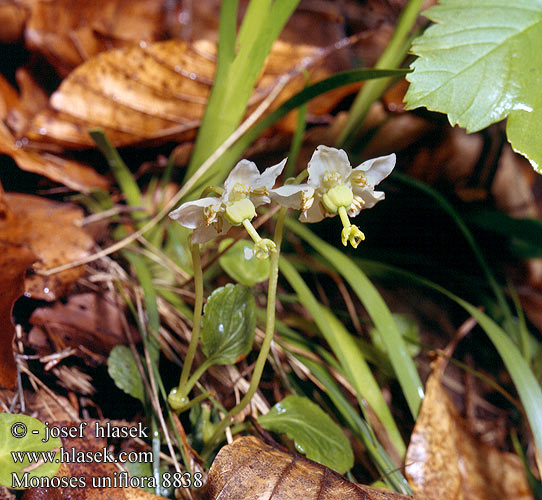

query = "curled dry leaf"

[
  {"left": 29, "top": 292, "right": 135, "bottom": 365},
  {"left": 0, "top": 242, "right": 36, "bottom": 389},
  {"left": 405, "top": 360, "right": 532, "bottom": 500},
  {"left": 21, "top": 420, "right": 165, "bottom": 500},
  {"left": 0, "top": 389, "right": 78, "bottom": 422},
  {"left": 0, "top": 193, "right": 94, "bottom": 301},
  {"left": 208, "top": 436, "right": 414, "bottom": 500},
  {"left": 0, "top": 74, "right": 109, "bottom": 193},
  {"left": 0, "top": 1, "right": 26, "bottom": 43},
  {"left": 24, "top": 35, "right": 348, "bottom": 149},
  {"left": 20, "top": 0, "right": 170, "bottom": 76}
]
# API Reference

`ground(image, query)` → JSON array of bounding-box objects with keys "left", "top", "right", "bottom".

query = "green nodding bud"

[
  {"left": 225, "top": 198, "right": 256, "bottom": 225},
  {"left": 168, "top": 387, "right": 189, "bottom": 411},
  {"left": 322, "top": 185, "right": 353, "bottom": 214}
]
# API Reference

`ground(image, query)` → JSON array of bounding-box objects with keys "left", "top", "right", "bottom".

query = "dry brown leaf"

[
  {"left": 0, "top": 1, "right": 27, "bottom": 43},
  {"left": 0, "top": 388, "right": 78, "bottom": 421},
  {"left": 22, "top": 420, "right": 165, "bottom": 500},
  {"left": 29, "top": 292, "right": 135, "bottom": 365},
  {"left": 405, "top": 361, "right": 532, "bottom": 500},
  {"left": 0, "top": 74, "right": 109, "bottom": 192},
  {"left": 208, "top": 436, "right": 414, "bottom": 500},
  {"left": 0, "top": 122, "right": 110, "bottom": 192},
  {"left": 0, "top": 242, "right": 36, "bottom": 388},
  {"left": 23, "top": 0, "right": 169, "bottom": 76},
  {"left": 0, "top": 193, "right": 94, "bottom": 301},
  {"left": 24, "top": 35, "right": 347, "bottom": 148}
]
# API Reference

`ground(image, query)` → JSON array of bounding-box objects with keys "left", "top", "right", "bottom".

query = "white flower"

[
  {"left": 300, "top": 145, "right": 395, "bottom": 222},
  {"left": 272, "top": 146, "right": 395, "bottom": 248},
  {"left": 169, "top": 158, "right": 286, "bottom": 245}
]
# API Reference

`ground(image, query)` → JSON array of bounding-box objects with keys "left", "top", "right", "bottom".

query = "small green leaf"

[
  {"left": 0, "top": 413, "right": 62, "bottom": 489},
  {"left": 370, "top": 314, "right": 421, "bottom": 359},
  {"left": 405, "top": 0, "right": 542, "bottom": 173},
  {"left": 201, "top": 284, "right": 256, "bottom": 365},
  {"left": 107, "top": 345, "right": 145, "bottom": 402},
  {"left": 218, "top": 239, "right": 270, "bottom": 286},
  {"left": 258, "top": 395, "right": 354, "bottom": 474}
]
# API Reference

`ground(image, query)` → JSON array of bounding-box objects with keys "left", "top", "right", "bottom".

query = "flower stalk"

[
  {"left": 201, "top": 206, "right": 287, "bottom": 458},
  {"left": 168, "top": 240, "right": 204, "bottom": 411}
]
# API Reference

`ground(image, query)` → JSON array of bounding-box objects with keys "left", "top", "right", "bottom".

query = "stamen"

[
  {"left": 322, "top": 170, "right": 341, "bottom": 186},
  {"left": 301, "top": 192, "right": 314, "bottom": 211},
  {"left": 203, "top": 206, "right": 217, "bottom": 226},
  {"left": 351, "top": 195, "right": 366, "bottom": 211},
  {"left": 350, "top": 171, "right": 368, "bottom": 187}
]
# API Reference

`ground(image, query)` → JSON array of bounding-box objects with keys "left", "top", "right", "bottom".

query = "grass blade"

[
  {"left": 358, "top": 258, "right": 542, "bottom": 457},
  {"left": 294, "top": 354, "right": 411, "bottom": 494},
  {"left": 285, "top": 219, "right": 423, "bottom": 418},
  {"left": 187, "top": 68, "right": 408, "bottom": 196},
  {"left": 279, "top": 257, "right": 406, "bottom": 457}
]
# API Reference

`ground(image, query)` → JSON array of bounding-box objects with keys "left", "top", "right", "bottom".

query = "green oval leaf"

[
  {"left": 258, "top": 395, "right": 354, "bottom": 474},
  {"left": 370, "top": 314, "right": 421, "bottom": 359},
  {"left": 107, "top": 345, "right": 145, "bottom": 402},
  {"left": 201, "top": 284, "right": 256, "bottom": 365},
  {"left": 405, "top": 0, "right": 542, "bottom": 173},
  {"left": 0, "top": 413, "right": 62, "bottom": 489},
  {"left": 218, "top": 239, "right": 270, "bottom": 286}
]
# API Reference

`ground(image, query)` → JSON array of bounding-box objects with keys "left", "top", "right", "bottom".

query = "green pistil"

[
  {"left": 338, "top": 206, "right": 365, "bottom": 248},
  {"left": 242, "top": 219, "right": 276, "bottom": 259}
]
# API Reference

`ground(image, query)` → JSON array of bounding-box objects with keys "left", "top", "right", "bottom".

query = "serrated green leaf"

[
  {"left": 258, "top": 395, "right": 354, "bottom": 474},
  {"left": 218, "top": 239, "right": 270, "bottom": 286},
  {"left": 405, "top": 0, "right": 542, "bottom": 173},
  {"left": 201, "top": 284, "right": 256, "bottom": 365},
  {"left": 107, "top": 345, "right": 145, "bottom": 402},
  {"left": 0, "top": 414, "right": 61, "bottom": 488}
]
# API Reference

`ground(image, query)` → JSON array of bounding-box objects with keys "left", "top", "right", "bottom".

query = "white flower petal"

[
  {"left": 307, "top": 146, "right": 352, "bottom": 187},
  {"left": 191, "top": 220, "right": 231, "bottom": 244},
  {"left": 299, "top": 199, "right": 326, "bottom": 223},
  {"left": 255, "top": 158, "right": 287, "bottom": 190},
  {"left": 270, "top": 184, "right": 314, "bottom": 209},
  {"left": 224, "top": 159, "right": 260, "bottom": 193},
  {"left": 353, "top": 154, "right": 395, "bottom": 187},
  {"left": 169, "top": 197, "right": 219, "bottom": 229},
  {"left": 251, "top": 194, "right": 271, "bottom": 208}
]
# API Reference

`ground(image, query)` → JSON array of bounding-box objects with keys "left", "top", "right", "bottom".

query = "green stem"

[
  {"left": 89, "top": 129, "right": 145, "bottom": 221},
  {"left": 201, "top": 207, "right": 287, "bottom": 458},
  {"left": 336, "top": 0, "right": 424, "bottom": 148},
  {"left": 175, "top": 391, "right": 213, "bottom": 414},
  {"left": 180, "top": 359, "right": 214, "bottom": 399},
  {"left": 176, "top": 241, "right": 204, "bottom": 396},
  {"left": 201, "top": 186, "right": 225, "bottom": 198}
]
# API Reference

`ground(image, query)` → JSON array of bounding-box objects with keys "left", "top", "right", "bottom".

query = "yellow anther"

[
  {"left": 301, "top": 192, "right": 314, "bottom": 211},
  {"left": 203, "top": 206, "right": 218, "bottom": 226}
]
